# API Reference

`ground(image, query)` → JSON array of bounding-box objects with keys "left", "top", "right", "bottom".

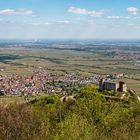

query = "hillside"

[{"left": 0, "top": 85, "right": 140, "bottom": 140}]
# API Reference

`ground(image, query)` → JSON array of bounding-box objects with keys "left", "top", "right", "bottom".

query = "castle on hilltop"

[{"left": 99, "top": 79, "right": 127, "bottom": 92}]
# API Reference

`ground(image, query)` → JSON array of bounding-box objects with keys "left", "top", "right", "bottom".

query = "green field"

[{"left": 0, "top": 47, "right": 140, "bottom": 93}]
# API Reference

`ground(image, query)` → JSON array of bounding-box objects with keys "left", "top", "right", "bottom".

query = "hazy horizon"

[{"left": 0, "top": 38, "right": 140, "bottom": 42}]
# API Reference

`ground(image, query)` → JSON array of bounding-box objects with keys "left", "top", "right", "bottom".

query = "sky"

[{"left": 0, "top": 0, "right": 140, "bottom": 39}]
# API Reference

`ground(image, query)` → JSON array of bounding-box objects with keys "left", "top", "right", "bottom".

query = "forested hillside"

[{"left": 0, "top": 86, "right": 140, "bottom": 140}]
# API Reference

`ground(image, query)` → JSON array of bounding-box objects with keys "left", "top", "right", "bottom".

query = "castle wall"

[
  {"left": 99, "top": 79, "right": 127, "bottom": 92},
  {"left": 103, "top": 82, "right": 119, "bottom": 92}
]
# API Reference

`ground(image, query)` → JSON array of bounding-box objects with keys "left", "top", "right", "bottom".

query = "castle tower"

[
  {"left": 99, "top": 78, "right": 105, "bottom": 91},
  {"left": 119, "top": 81, "right": 127, "bottom": 92}
]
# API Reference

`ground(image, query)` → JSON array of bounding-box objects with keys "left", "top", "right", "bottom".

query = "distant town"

[
  {"left": 0, "top": 70, "right": 132, "bottom": 96},
  {"left": 0, "top": 70, "right": 100, "bottom": 96}
]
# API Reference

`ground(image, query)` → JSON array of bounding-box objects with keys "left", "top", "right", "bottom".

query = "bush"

[{"left": 0, "top": 85, "right": 140, "bottom": 140}]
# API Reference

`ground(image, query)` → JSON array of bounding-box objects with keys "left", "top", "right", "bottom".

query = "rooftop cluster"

[{"left": 0, "top": 71, "right": 105, "bottom": 96}]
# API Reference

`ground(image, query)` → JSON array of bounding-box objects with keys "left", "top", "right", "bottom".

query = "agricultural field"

[{"left": 0, "top": 40, "right": 140, "bottom": 92}]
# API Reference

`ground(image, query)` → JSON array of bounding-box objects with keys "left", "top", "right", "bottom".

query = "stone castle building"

[{"left": 99, "top": 79, "right": 127, "bottom": 92}]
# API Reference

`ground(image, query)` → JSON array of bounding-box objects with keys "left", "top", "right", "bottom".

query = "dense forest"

[{"left": 0, "top": 86, "right": 140, "bottom": 140}]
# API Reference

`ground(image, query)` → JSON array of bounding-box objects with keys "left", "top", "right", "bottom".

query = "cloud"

[
  {"left": 56, "top": 20, "right": 70, "bottom": 23},
  {"left": 108, "top": 16, "right": 121, "bottom": 19},
  {"left": 0, "top": 9, "right": 33, "bottom": 16},
  {"left": 68, "top": 6, "right": 104, "bottom": 17},
  {"left": 134, "top": 16, "right": 140, "bottom": 19},
  {"left": 127, "top": 7, "right": 138, "bottom": 15},
  {"left": 31, "top": 22, "right": 49, "bottom": 26},
  {"left": 107, "top": 16, "right": 130, "bottom": 19},
  {"left": 128, "top": 23, "right": 140, "bottom": 29}
]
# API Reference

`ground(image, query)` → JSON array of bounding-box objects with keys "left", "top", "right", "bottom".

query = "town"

[
  {"left": 0, "top": 70, "right": 128, "bottom": 96},
  {"left": 0, "top": 71, "right": 99, "bottom": 96}
]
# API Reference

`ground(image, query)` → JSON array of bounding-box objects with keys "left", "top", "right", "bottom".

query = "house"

[{"left": 99, "top": 78, "right": 127, "bottom": 92}]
